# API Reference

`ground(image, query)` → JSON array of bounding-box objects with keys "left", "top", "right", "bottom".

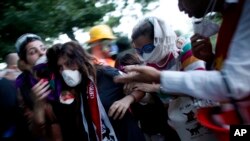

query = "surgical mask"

[
  {"left": 33, "top": 55, "right": 50, "bottom": 79},
  {"left": 61, "top": 70, "right": 82, "bottom": 87},
  {"left": 193, "top": 0, "right": 220, "bottom": 37},
  {"left": 193, "top": 19, "right": 220, "bottom": 37},
  {"left": 35, "top": 55, "right": 47, "bottom": 65}
]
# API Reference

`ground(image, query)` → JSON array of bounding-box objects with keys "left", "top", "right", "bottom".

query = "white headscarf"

[{"left": 134, "top": 16, "right": 179, "bottom": 63}]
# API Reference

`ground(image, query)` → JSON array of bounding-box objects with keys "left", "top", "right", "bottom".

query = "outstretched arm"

[{"left": 114, "top": 65, "right": 161, "bottom": 84}]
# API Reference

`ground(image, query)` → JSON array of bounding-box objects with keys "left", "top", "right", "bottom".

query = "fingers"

[
  {"left": 191, "top": 34, "right": 202, "bottom": 43},
  {"left": 191, "top": 34, "right": 212, "bottom": 59},
  {"left": 134, "top": 85, "right": 152, "bottom": 93},
  {"left": 114, "top": 65, "right": 160, "bottom": 83},
  {"left": 134, "top": 83, "right": 144, "bottom": 91},
  {"left": 123, "top": 65, "right": 139, "bottom": 72},
  {"left": 124, "top": 65, "right": 149, "bottom": 73},
  {"left": 32, "top": 79, "right": 51, "bottom": 101},
  {"left": 118, "top": 108, "right": 127, "bottom": 120},
  {"left": 32, "top": 79, "right": 45, "bottom": 92},
  {"left": 39, "top": 90, "right": 51, "bottom": 100},
  {"left": 108, "top": 102, "right": 118, "bottom": 119},
  {"left": 192, "top": 38, "right": 206, "bottom": 48},
  {"left": 108, "top": 102, "right": 128, "bottom": 120},
  {"left": 191, "top": 34, "right": 210, "bottom": 49},
  {"left": 123, "top": 83, "right": 135, "bottom": 95},
  {"left": 191, "top": 34, "right": 208, "bottom": 43},
  {"left": 192, "top": 43, "right": 206, "bottom": 53},
  {"left": 134, "top": 83, "right": 149, "bottom": 88},
  {"left": 113, "top": 105, "right": 124, "bottom": 120},
  {"left": 114, "top": 73, "right": 137, "bottom": 83}
]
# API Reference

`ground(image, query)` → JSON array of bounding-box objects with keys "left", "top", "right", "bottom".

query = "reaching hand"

[
  {"left": 191, "top": 34, "right": 214, "bottom": 62},
  {"left": 134, "top": 83, "right": 160, "bottom": 93},
  {"left": 108, "top": 95, "right": 135, "bottom": 120},
  {"left": 123, "top": 82, "right": 136, "bottom": 95},
  {"left": 114, "top": 65, "right": 161, "bottom": 84}
]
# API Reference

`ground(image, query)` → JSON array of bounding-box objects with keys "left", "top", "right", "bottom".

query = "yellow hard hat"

[{"left": 87, "top": 25, "right": 116, "bottom": 43}]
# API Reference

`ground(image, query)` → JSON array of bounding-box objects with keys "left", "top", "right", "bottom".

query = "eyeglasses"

[{"left": 135, "top": 43, "right": 155, "bottom": 55}]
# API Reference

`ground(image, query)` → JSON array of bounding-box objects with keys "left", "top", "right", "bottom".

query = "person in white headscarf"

[
  {"left": 128, "top": 16, "right": 218, "bottom": 141},
  {"left": 132, "top": 16, "right": 179, "bottom": 64}
]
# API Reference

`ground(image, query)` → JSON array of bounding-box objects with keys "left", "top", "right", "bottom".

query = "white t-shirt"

[{"left": 168, "top": 97, "right": 218, "bottom": 141}]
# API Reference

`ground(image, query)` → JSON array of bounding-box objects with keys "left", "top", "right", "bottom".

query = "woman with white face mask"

[
  {"left": 46, "top": 41, "right": 145, "bottom": 141},
  {"left": 130, "top": 16, "right": 218, "bottom": 141},
  {"left": 15, "top": 33, "right": 61, "bottom": 141}
]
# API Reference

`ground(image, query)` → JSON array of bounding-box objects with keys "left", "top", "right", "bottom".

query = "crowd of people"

[{"left": 1, "top": 0, "right": 249, "bottom": 141}]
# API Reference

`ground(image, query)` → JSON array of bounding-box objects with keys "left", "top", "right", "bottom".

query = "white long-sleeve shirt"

[{"left": 161, "top": 1, "right": 250, "bottom": 101}]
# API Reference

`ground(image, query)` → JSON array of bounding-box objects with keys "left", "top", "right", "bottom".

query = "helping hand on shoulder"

[{"left": 114, "top": 65, "right": 161, "bottom": 84}]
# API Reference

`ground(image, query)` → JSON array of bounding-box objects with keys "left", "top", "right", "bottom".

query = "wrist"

[
  {"left": 130, "top": 91, "right": 145, "bottom": 102},
  {"left": 155, "top": 71, "right": 161, "bottom": 83},
  {"left": 128, "top": 94, "right": 136, "bottom": 103}
]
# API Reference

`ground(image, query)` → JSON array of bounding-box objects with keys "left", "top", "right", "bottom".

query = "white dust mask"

[
  {"left": 193, "top": 19, "right": 220, "bottom": 37},
  {"left": 61, "top": 70, "right": 82, "bottom": 87},
  {"left": 193, "top": 0, "right": 220, "bottom": 37},
  {"left": 35, "top": 55, "right": 47, "bottom": 65}
]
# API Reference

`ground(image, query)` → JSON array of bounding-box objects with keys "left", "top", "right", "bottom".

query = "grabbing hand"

[
  {"left": 123, "top": 82, "right": 136, "bottom": 95},
  {"left": 108, "top": 95, "right": 135, "bottom": 120},
  {"left": 134, "top": 83, "right": 160, "bottom": 93},
  {"left": 191, "top": 34, "right": 214, "bottom": 62},
  {"left": 31, "top": 79, "right": 51, "bottom": 102},
  {"left": 114, "top": 65, "right": 161, "bottom": 84}
]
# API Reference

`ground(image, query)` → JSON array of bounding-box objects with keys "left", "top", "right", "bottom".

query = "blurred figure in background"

[
  {"left": 176, "top": 35, "right": 190, "bottom": 50},
  {"left": 0, "top": 53, "right": 19, "bottom": 140},
  {"left": 0, "top": 77, "right": 18, "bottom": 141},
  {"left": 0, "top": 52, "right": 21, "bottom": 81},
  {"left": 87, "top": 24, "right": 118, "bottom": 67}
]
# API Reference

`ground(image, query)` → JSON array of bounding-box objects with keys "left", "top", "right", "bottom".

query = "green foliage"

[
  {"left": 0, "top": 0, "right": 115, "bottom": 61},
  {"left": 105, "top": 16, "right": 122, "bottom": 27},
  {"left": 134, "top": 0, "right": 158, "bottom": 13},
  {"left": 0, "top": 0, "right": 158, "bottom": 62}
]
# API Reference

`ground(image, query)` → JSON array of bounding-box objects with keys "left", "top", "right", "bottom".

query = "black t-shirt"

[{"left": 51, "top": 78, "right": 96, "bottom": 141}]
